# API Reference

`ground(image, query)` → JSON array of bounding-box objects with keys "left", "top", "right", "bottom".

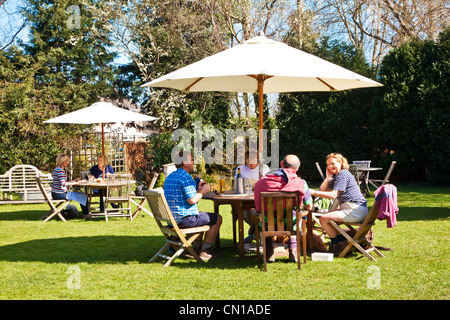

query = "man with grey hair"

[
  {"left": 280, "top": 154, "right": 301, "bottom": 170},
  {"left": 254, "top": 154, "right": 313, "bottom": 261}
]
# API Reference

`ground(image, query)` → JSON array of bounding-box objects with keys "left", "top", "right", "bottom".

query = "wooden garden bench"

[{"left": 0, "top": 164, "right": 53, "bottom": 203}]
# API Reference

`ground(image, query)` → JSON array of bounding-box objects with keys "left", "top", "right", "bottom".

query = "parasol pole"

[
  {"left": 101, "top": 123, "right": 106, "bottom": 180},
  {"left": 258, "top": 75, "right": 264, "bottom": 179}
]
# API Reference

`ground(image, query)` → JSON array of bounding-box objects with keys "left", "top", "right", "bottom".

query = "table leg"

[
  {"left": 84, "top": 186, "right": 92, "bottom": 214},
  {"left": 237, "top": 202, "right": 244, "bottom": 258},
  {"left": 214, "top": 201, "right": 221, "bottom": 249},
  {"left": 358, "top": 172, "right": 369, "bottom": 197},
  {"left": 231, "top": 204, "right": 238, "bottom": 245},
  {"left": 307, "top": 211, "right": 313, "bottom": 252}
]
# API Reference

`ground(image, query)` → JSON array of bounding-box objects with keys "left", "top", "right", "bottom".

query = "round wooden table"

[{"left": 203, "top": 191, "right": 255, "bottom": 258}]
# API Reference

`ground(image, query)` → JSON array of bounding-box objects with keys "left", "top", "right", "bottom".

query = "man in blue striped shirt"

[{"left": 164, "top": 151, "right": 222, "bottom": 260}]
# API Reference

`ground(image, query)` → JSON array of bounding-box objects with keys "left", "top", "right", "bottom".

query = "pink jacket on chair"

[{"left": 374, "top": 184, "right": 399, "bottom": 228}]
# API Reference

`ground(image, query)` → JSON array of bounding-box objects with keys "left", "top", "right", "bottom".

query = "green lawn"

[{"left": 0, "top": 183, "right": 448, "bottom": 300}]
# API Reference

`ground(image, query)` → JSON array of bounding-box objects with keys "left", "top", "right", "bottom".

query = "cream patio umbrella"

[
  {"left": 142, "top": 33, "right": 382, "bottom": 176},
  {"left": 44, "top": 101, "right": 158, "bottom": 177}
]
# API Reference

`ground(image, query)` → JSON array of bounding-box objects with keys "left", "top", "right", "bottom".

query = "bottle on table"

[{"left": 235, "top": 167, "right": 244, "bottom": 194}]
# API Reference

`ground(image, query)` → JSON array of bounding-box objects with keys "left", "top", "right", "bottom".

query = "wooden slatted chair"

[
  {"left": 86, "top": 190, "right": 102, "bottom": 214},
  {"left": 329, "top": 202, "right": 386, "bottom": 261},
  {"left": 353, "top": 160, "right": 372, "bottom": 195},
  {"left": 144, "top": 188, "right": 210, "bottom": 267},
  {"left": 369, "top": 161, "right": 397, "bottom": 189},
  {"left": 102, "top": 174, "right": 133, "bottom": 222},
  {"left": 35, "top": 176, "right": 70, "bottom": 222},
  {"left": 253, "top": 191, "right": 307, "bottom": 271},
  {"left": 131, "top": 172, "right": 158, "bottom": 219}
]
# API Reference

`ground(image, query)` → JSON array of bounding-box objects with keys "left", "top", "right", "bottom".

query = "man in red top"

[
  {"left": 254, "top": 154, "right": 313, "bottom": 261},
  {"left": 254, "top": 154, "right": 312, "bottom": 212}
]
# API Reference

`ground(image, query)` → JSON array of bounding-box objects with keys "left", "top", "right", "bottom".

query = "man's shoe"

[{"left": 199, "top": 249, "right": 221, "bottom": 261}]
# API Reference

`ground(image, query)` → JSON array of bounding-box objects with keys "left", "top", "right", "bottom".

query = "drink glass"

[
  {"left": 245, "top": 183, "right": 252, "bottom": 194},
  {"left": 219, "top": 176, "right": 226, "bottom": 194}
]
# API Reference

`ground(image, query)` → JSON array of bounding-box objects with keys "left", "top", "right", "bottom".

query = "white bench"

[{"left": 0, "top": 165, "right": 53, "bottom": 203}]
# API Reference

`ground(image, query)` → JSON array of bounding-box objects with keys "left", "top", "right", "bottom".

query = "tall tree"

[
  {"left": 312, "top": 0, "right": 450, "bottom": 68},
  {"left": 369, "top": 28, "right": 450, "bottom": 183},
  {"left": 0, "top": 0, "right": 117, "bottom": 172},
  {"left": 0, "top": 46, "right": 61, "bottom": 172},
  {"left": 23, "top": 0, "right": 116, "bottom": 95},
  {"left": 81, "top": 0, "right": 232, "bottom": 131}
]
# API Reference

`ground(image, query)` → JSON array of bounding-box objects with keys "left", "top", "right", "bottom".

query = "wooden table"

[
  {"left": 357, "top": 167, "right": 382, "bottom": 196},
  {"left": 203, "top": 191, "right": 255, "bottom": 258},
  {"left": 76, "top": 179, "right": 136, "bottom": 213},
  {"left": 204, "top": 191, "right": 315, "bottom": 258}
]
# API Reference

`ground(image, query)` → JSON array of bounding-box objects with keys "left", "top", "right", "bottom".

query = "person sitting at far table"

[
  {"left": 89, "top": 155, "right": 114, "bottom": 180},
  {"left": 234, "top": 149, "right": 270, "bottom": 243},
  {"left": 89, "top": 155, "right": 116, "bottom": 212},
  {"left": 52, "top": 153, "right": 89, "bottom": 218}
]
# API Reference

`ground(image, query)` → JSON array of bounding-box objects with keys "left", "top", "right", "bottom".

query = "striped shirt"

[
  {"left": 328, "top": 169, "right": 366, "bottom": 205},
  {"left": 163, "top": 168, "right": 199, "bottom": 223},
  {"left": 52, "top": 166, "right": 69, "bottom": 193}
]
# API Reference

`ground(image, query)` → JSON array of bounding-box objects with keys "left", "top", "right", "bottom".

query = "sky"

[{"left": 0, "top": 0, "right": 29, "bottom": 48}]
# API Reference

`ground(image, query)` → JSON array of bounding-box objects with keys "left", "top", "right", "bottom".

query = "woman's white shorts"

[{"left": 334, "top": 201, "right": 368, "bottom": 223}]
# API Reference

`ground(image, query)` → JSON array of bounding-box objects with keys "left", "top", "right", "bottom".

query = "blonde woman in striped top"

[
  {"left": 309, "top": 153, "right": 367, "bottom": 255},
  {"left": 52, "top": 153, "right": 88, "bottom": 216}
]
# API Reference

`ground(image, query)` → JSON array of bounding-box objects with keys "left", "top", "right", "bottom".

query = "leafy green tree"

[
  {"left": 145, "top": 132, "right": 176, "bottom": 172},
  {"left": 369, "top": 28, "right": 450, "bottom": 183},
  {"left": 80, "top": 0, "right": 232, "bottom": 132},
  {"left": 0, "top": 0, "right": 118, "bottom": 172},
  {"left": 276, "top": 30, "right": 450, "bottom": 184},
  {"left": 22, "top": 0, "right": 116, "bottom": 99},
  {"left": 0, "top": 46, "right": 61, "bottom": 172}
]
